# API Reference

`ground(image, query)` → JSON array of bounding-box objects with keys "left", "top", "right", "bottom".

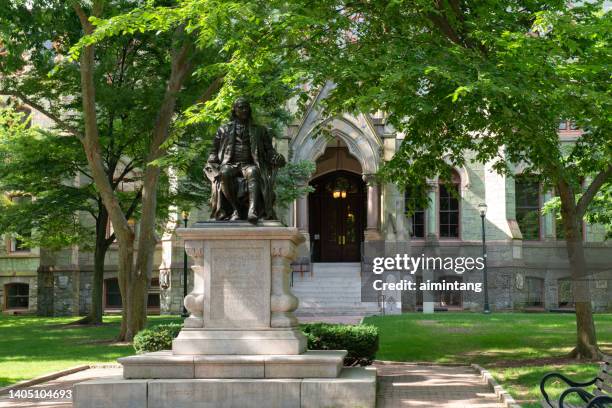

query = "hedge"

[
  {"left": 301, "top": 323, "right": 379, "bottom": 365},
  {"left": 133, "top": 322, "right": 379, "bottom": 365},
  {"left": 133, "top": 323, "right": 183, "bottom": 354}
]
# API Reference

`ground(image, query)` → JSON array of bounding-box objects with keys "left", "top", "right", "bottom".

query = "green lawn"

[
  {"left": 363, "top": 312, "right": 612, "bottom": 407},
  {"left": 2, "top": 313, "right": 610, "bottom": 408},
  {"left": 0, "top": 315, "right": 181, "bottom": 387}
]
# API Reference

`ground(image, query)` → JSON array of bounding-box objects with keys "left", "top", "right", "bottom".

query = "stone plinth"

[
  {"left": 173, "top": 222, "right": 307, "bottom": 355},
  {"left": 74, "top": 223, "right": 376, "bottom": 408}
]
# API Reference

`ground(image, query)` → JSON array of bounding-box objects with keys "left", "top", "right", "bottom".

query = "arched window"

[
  {"left": 4, "top": 283, "right": 29, "bottom": 309},
  {"left": 515, "top": 175, "right": 541, "bottom": 240},
  {"left": 439, "top": 171, "right": 460, "bottom": 238}
]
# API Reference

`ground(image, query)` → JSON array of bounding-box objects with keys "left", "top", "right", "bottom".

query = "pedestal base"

[
  {"left": 73, "top": 367, "right": 376, "bottom": 408},
  {"left": 172, "top": 328, "right": 307, "bottom": 355},
  {"left": 119, "top": 350, "right": 345, "bottom": 379}
]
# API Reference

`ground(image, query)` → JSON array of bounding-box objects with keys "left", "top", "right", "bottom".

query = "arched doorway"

[{"left": 309, "top": 170, "right": 366, "bottom": 262}]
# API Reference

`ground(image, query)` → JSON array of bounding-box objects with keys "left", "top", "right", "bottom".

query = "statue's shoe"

[
  {"left": 230, "top": 211, "right": 241, "bottom": 221},
  {"left": 247, "top": 211, "right": 258, "bottom": 224}
]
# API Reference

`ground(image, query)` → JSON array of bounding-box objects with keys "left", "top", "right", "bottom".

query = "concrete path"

[
  {"left": 375, "top": 363, "right": 506, "bottom": 407},
  {"left": 0, "top": 364, "right": 505, "bottom": 407}
]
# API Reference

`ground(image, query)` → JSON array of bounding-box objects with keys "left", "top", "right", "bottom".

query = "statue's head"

[{"left": 231, "top": 97, "right": 252, "bottom": 122}]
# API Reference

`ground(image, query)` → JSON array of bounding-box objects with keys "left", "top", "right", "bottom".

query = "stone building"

[{"left": 1, "top": 89, "right": 611, "bottom": 316}]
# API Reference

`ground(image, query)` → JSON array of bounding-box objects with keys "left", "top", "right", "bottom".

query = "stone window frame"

[
  {"left": 514, "top": 174, "right": 542, "bottom": 241},
  {"left": 437, "top": 170, "right": 461, "bottom": 240},
  {"left": 3, "top": 282, "right": 30, "bottom": 311}
]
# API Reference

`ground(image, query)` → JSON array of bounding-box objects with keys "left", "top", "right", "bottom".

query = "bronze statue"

[{"left": 205, "top": 98, "right": 286, "bottom": 223}]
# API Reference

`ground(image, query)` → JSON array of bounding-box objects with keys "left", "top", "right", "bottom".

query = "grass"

[
  {"left": 363, "top": 312, "right": 612, "bottom": 407},
  {"left": 1, "top": 312, "right": 610, "bottom": 407},
  {"left": 0, "top": 314, "right": 181, "bottom": 387}
]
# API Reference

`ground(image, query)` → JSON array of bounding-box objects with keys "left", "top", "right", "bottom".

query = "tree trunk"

[
  {"left": 88, "top": 217, "right": 108, "bottom": 324},
  {"left": 557, "top": 180, "right": 600, "bottom": 360},
  {"left": 117, "top": 233, "right": 135, "bottom": 340}
]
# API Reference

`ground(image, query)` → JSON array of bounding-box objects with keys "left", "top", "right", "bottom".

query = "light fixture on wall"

[{"left": 331, "top": 139, "right": 347, "bottom": 199}]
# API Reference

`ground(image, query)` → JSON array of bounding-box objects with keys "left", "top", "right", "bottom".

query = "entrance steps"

[{"left": 292, "top": 263, "right": 380, "bottom": 318}]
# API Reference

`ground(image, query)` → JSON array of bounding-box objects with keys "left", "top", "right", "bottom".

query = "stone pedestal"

[{"left": 74, "top": 223, "right": 376, "bottom": 408}]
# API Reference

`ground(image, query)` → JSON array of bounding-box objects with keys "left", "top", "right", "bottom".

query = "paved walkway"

[
  {"left": 0, "top": 368, "right": 121, "bottom": 408},
  {"left": 0, "top": 364, "right": 505, "bottom": 407},
  {"left": 375, "top": 363, "right": 505, "bottom": 407}
]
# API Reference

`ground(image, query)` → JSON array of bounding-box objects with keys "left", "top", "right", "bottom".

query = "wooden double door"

[{"left": 309, "top": 171, "right": 366, "bottom": 262}]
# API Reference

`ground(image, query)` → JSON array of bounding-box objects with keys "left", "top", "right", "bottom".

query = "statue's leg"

[
  {"left": 243, "top": 165, "right": 261, "bottom": 224},
  {"left": 220, "top": 165, "right": 241, "bottom": 220}
]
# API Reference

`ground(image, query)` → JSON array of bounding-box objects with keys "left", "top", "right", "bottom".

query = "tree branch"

[
  {"left": 576, "top": 164, "right": 612, "bottom": 217},
  {"left": 112, "top": 160, "right": 135, "bottom": 189},
  {"left": 124, "top": 187, "right": 143, "bottom": 220},
  {"left": 0, "top": 89, "right": 81, "bottom": 137}
]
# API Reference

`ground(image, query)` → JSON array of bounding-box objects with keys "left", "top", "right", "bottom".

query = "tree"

[
  {"left": 278, "top": 0, "right": 610, "bottom": 359},
  {"left": 0, "top": 104, "right": 142, "bottom": 324},
  {"left": 0, "top": 0, "right": 203, "bottom": 338},
  {"left": 0, "top": 0, "right": 310, "bottom": 339}
]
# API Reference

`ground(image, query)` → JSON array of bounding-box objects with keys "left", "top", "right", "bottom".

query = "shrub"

[
  {"left": 133, "top": 322, "right": 379, "bottom": 366},
  {"left": 300, "top": 323, "right": 379, "bottom": 366},
  {"left": 133, "top": 323, "right": 183, "bottom": 354}
]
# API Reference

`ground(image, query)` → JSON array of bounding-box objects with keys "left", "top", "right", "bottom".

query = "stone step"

[
  {"left": 119, "top": 350, "right": 347, "bottom": 379},
  {"left": 73, "top": 367, "right": 377, "bottom": 408},
  {"left": 292, "top": 263, "right": 368, "bottom": 316}
]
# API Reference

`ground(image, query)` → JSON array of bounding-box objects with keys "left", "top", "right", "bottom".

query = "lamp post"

[
  {"left": 478, "top": 203, "right": 491, "bottom": 314},
  {"left": 181, "top": 211, "right": 189, "bottom": 317}
]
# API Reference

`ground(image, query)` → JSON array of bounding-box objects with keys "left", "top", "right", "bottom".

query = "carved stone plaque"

[{"left": 205, "top": 241, "right": 271, "bottom": 328}]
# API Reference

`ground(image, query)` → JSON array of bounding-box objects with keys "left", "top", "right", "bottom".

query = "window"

[
  {"left": 4, "top": 283, "right": 29, "bottom": 309},
  {"left": 558, "top": 121, "right": 568, "bottom": 130},
  {"left": 405, "top": 189, "right": 425, "bottom": 238},
  {"left": 147, "top": 278, "right": 160, "bottom": 309},
  {"left": 515, "top": 175, "right": 541, "bottom": 240},
  {"left": 104, "top": 278, "right": 122, "bottom": 308},
  {"left": 439, "top": 171, "right": 460, "bottom": 238},
  {"left": 104, "top": 277, "right": 161, "bottom": 310},
  {"left": 525, "top": 277, "right": 544, "bottom": 307}
]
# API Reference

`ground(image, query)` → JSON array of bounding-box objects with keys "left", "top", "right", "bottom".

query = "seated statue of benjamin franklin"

[{"left": 205, "top": 98, "right": 286, "bottom": 224}]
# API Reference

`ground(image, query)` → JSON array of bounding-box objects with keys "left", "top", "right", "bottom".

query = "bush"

[
  {"left": 300, "top": 323, "right": 379, "bottom": 366},
  {"left": 133, "top": 323, "right": 183, "bottom": 354},
  {"left": 133, "top": 322, "right": 379, "bottom": 366}
]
